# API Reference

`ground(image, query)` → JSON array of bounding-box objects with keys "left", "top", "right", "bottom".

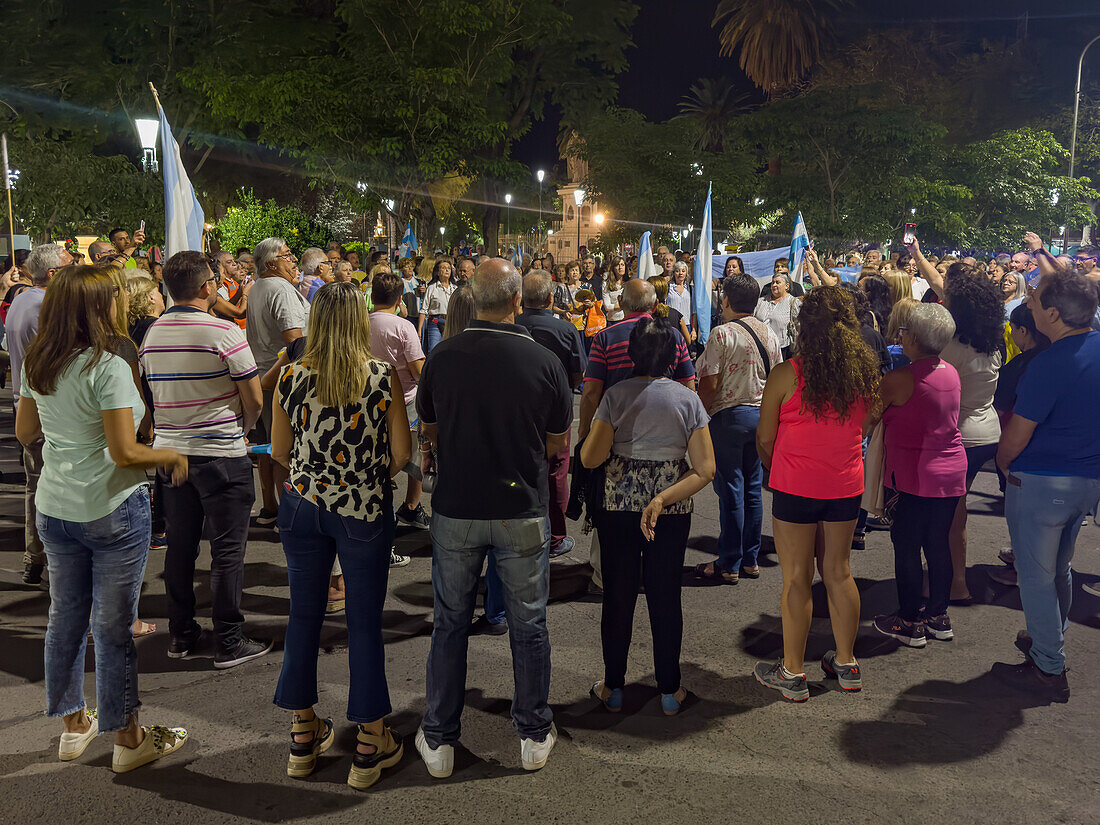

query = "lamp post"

[
  {"left": 439, "top": 225, "right": 446, "bottom": 250},
  {"left": 573, "top": 188, "right": 585, "bottom": 257},
  {"left": 1066, "top": 34, "right": 1100, "bottom": 250},
  {"left": 536, "top": 169, "right": 545, "bottom": 251},
  {"left": 505, "top": 193, "right": 512, "bottom": 251},
  {"left": 135, "top": 117, "right": 160, "bottom": 173}
]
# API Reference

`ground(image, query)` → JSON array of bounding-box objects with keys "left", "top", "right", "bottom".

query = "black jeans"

[
  {"left": 161, "top": 455, "right": 255, "bottom": 650},
  {"left": 889, "top": 491, "right": 960, "bottom": 621},
  {"left": 597, "top": 510, "right": 691, "bottom": 694}
]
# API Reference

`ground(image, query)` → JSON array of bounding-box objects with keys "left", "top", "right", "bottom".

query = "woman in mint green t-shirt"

[{"left": 16, "top": 264, "right": 190, "bottom": 774}]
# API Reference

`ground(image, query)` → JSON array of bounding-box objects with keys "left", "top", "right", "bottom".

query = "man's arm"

[
  {"left": 236, "top": 375, "right": 263, "bottom": 434},
  {"left": 407, "top": 358, "right": 425, "bottom": 382},
  {"left": 996, "top": 414, "right": 1039, "bottom": 475},
  {"left": 578, "top": 380, "right": 603, "bottom": 441},
  {"left": 281, "top": 327, "right": 303, "bottom": 345},
  {"left": 697, "top": 373, "right": 719, "bottom": 411},
  {"left": 1024, "top": 232, "right": 1056, "bottom": 280}
]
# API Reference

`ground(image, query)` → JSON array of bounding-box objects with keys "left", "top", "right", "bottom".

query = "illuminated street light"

[{"left": 135, "top": 117, "right": 160, "bottom": 173}]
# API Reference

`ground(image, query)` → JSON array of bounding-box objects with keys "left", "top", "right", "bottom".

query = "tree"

[
  {"left": 713, "top": 0, "right": 850, "bottom": 95},
  {"left": 214, "top": 189, "right": 329, "bottom": 255},
  {"left": 678, "top": 78, "right": 746, "bottom": 152}
]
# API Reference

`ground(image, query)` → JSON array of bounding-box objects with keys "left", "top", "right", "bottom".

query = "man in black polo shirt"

[
  {"left": 415, "top": 258, "right": 571, "bottom": 778},
  {"left": 516, "top": 270, "right": 586, "bottom": 557}
]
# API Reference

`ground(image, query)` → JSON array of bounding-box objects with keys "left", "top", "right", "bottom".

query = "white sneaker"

[
  {"left": 415, "top": 727, "right": 453, "bottom": 778},
  {"left": 520, "top": 722, "right": 557, "bottom": 771},
  {"left": 58, "top": 709, "right": 98, "bottom": 761},
  {"left": 112, "top": 725, "right": 188, "bottom": 773}
]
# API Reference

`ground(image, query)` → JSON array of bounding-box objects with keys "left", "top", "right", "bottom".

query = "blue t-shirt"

[{"left": 1011, "top": 331, "right": 1100, "bottom": 478}]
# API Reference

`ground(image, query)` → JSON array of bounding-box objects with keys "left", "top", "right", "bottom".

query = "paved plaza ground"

[{"left": 0, "top": 391, "right": 1097, "bottom": 825}]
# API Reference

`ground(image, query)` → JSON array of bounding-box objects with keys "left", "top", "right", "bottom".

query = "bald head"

[
  {"left": 88, "top": 241, "right": 114, "bottom": 262},
  {"left": 471, "top": 257, "right": 522, "bottom": 318},
  {"left": 621, "top": 277, "right": 657, "bottom": 314}
]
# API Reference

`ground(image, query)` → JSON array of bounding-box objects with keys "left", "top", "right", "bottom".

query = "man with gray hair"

[
  {"left": 516, "top": 270, "right": 587, "bottom": 557},
  {"left": 297, "top": 247, "right": 329, "bottom": 300},
  {"left": 8, "top": 243, "right": 72, "bottom": 583},
  {"left": 577, "top": 277, "right": 696, "bottom": 591},
  {"left": 415, "top": 258, "right": 571, "bottom": 778},
  {"left": 246, "top": 237, "right": 309, "bottom": 525}
]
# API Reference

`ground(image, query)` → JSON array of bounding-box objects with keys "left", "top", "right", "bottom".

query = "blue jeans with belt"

[
  {"left": 1005, "top": 471, "right": 1100, "bottom": 675},
  {"left": 423, "top": 316, "right": 445, "bottom": 353},
  {"left": 275, "top": 486, "right": 395, "bottom": 723},
  {"left": 422, "top": 513, "right": 552, "bottom": 746},
  {"left": 39, "top": 486, "right": 151, "bottom": 732},
  {"left": 709, "top": 405, "right": 763, "bottom": 573}
]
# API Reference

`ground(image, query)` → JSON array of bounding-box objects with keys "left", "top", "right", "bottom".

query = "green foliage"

[
  {"left": 214, "top": 190, "right": 329, "bottom": 254},
  {"left": 3, "top": 131, "right": 163, "bottom": 243}
]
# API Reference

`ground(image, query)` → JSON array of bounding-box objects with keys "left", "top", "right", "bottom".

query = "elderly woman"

[
  {"left": 866, "top": 304, "right": 967, "bottom": 647},
  {"left": 754, "top": 269, "right": 800, "bottom": 359},
  {"left": 1000, "top": 271, "right": 1027, "bottom": 310},
  {"left": 666, "top": 260, "right": 694, "bottom": 341},
  {"left": 297, "top": 248, "right": 329, "bottom": 300}
]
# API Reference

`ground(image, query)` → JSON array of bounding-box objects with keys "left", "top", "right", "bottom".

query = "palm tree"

[
  {"left": 713, "top": 0, "right": 850, "bottom": 96},
  {"left": 679, "top": 78, "right": 747, "bottom": 152}
]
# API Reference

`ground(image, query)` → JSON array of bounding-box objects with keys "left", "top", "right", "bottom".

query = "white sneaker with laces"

[
  {"left": 520, "top": 722, "right": 557, "bottom": 771},
  {"left": 59, "top": 709, "right": 98, "bottom": 761},
  {"left": 415, "top": 727, "right": 453, "bottom": 778}
]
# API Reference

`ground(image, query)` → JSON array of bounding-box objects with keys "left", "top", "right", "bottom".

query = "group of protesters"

[{"left": 3, "top": 224, "right": 1097, "bottom": 784}]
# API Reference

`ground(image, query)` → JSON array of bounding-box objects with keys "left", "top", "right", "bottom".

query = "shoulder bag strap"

[{"left": 732, "top": 318, "right": 772, "bottom": 377}]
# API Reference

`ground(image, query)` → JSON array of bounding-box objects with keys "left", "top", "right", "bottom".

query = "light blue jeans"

[
  {"left": 38, "top": 486, "right": 151, "bottom": 731},
  {"left": 422, "top": 513, "right": 552, "bottom": 746},
  {"left": 1005, "top": 472, "right": 1100, "bottom": 674}
]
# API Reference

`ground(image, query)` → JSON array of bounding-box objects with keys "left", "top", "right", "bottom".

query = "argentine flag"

[
  {"left": 157, "top": 100, "right": 204, "bottom": 258},
  {"left": 789, "top": 211, "right": 810, "bottom": 285},
  {"left": 511, "top": 244, "right": 525, "bottom": 269},
  {"left": 399, "top": 223, "right": 418, "bottom": 258},
  {"left": 694, "top": 182, "right": 714, "bottom": 344},
  {"left": 638, "top": 231, "right": 658, "bottom": 279}
]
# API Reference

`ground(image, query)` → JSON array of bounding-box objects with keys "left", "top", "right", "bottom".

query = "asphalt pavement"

[{"left": 0, "top": 387, "right": 1097, "bottom": 825}]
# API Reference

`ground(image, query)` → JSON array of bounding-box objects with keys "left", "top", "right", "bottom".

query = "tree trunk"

[{"left": 481, "top": 177, "right": 500, "bottom": 256}]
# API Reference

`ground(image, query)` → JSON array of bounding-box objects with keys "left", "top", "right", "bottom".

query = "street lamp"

[
  {"left": 573, "top": 188, "right": 585, "bottom": 256},
  {"left": 135, "top": 117, "right": 160, "bottom": 173},
  {"left": 505, "top": 193, "right": 512, "bottom": 248},
  {"left": 536, "top": 169, "right": 545, "bottom": 251},
  {"left": 1067, "top": 34, "right": 1100, "bottom": 249}
]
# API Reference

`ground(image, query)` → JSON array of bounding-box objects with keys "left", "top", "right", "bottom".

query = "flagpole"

[{"left": 2, "top": 134, "right": 14, "bottom": 260}]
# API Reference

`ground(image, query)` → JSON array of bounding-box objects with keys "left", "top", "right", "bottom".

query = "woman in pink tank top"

[
  {"left": 864, "top": 303, "right": 967, "bottom": 648},
  {"left": 753, "top": 287, "right": 880, "bottom": 701}
]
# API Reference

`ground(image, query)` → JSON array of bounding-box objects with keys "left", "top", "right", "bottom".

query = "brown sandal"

[
  {"left": 347, "top": 724, "right": 403, "bottom": 790},
  {"left": 693, "top": 561, "right": 738, "bottom": 584}
]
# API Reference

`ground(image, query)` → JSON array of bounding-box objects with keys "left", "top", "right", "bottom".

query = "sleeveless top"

[
  {"left": 277, "top": 358, "right": 392, "bottom": 520},
  {"left": 770, "top": 358, "right": 867, "bottom": 499},
  {"left": 882, "top": 357, "right": 967, "bottom": 498}
]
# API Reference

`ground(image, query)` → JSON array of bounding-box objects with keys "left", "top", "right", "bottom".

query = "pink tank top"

[
  {"left": 882, "top": 357, "right": 967, "bottom": 498},
  {"left": 770, "top": 359, "right": 868, "bottom": 499}
]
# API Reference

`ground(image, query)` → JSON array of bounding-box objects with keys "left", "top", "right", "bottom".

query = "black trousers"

[
  {"left": 161, "top": 455, "right": 255, "bottom": 649},
  {"left": 889, "top": 491, "right": 960, "bottom": 621},
  {"left": 597, "top": 510, "right": 691, "bottom": 694}
]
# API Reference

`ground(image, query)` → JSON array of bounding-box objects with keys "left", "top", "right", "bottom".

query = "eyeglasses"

[
  {"left": 276, "top": 252, "right": 297, "bottom": 261},
  {"left": 112, "top": 286, "right": 121, "bottom": 297}
]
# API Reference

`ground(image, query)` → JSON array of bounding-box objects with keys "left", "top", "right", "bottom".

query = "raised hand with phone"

[{"left": 902, "top": 226, "right": 945, "bottom": 300}]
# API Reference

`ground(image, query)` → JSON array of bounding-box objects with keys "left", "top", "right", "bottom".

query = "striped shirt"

[
  {"left": 139, "top": 306, "right": 259, "bottom": 457},
  {"left": 584, "top": 312, "right": 695, "bottom": 390}
]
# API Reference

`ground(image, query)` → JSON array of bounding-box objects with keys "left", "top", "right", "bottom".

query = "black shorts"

[{"left": 772, "top": 489, "right": 862, "bottom": 524}]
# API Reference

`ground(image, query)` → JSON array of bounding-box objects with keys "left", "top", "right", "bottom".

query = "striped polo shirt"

[
  {"left": 139, "top": 306, "right": 259, "bottom": 457},
  {"left": 584, "top": 312, "right": 695, "bottom": 390}
]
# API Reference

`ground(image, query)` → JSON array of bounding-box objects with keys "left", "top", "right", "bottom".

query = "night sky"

[{"left": 513, "top": 0, "right": 1100, "bottom": 173}]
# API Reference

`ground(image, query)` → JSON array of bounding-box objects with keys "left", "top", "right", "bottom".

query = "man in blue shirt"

[{"left": 995, "top": 267, "right": 1100, "bottom": 702}]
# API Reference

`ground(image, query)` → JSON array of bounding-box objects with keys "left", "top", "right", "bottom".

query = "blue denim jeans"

[
  {"left": 709, "top": 406, "right": 763, "bottom": 573},
  {"left": 275, "top": 487, "right": 395, "bottom": 723},
  {"left": 38, "top": 486, "right": 151, "bottom": 732},
  {"left": 484, "top": 549, "right": 506, "bottom": 624},
  {"left": 1005, "top": 471, "right": 1100, "bottom": 674},
  {"left": 423, "top": 317, "right": 444, "bottom": 353},
  {"left": 422, "top": 513, "right": 552, "bottom": 746}
]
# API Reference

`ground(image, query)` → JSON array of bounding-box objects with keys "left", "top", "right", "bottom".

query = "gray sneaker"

[
  {"left": 396, "top": 503, "right": 430, "bottom": 530},
  {"left": 753, "top": 661, "right": 809, "bottom": 702},
  {"left": 821, "top": 650, "right": 862, "bottom": 692}
]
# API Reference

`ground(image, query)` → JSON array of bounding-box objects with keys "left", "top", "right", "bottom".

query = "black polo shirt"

[
  {"left": 515, "top": 306, "right": 588, "bottom": 381},
  {"left": 417, "top": 319, "right": 573, "bottom": 520}
]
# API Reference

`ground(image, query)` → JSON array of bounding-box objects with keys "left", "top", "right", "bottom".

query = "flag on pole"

[
  {"left": 399, "top": 222, "right": 418, "bottom": 258},
  {"left": 693, "top": 182, "right": 714, "bottom": 344},
  {"left": 638, "top": 231, "right": 657, "bottom": 280},
  {"left": 152, "top": 87, "right": 205, "bottom": 258},
  {"left": 511, "top": 244, "right": 524, "bottom": 269},
  {"left": 788, "top": 211, "right": 810, "bottom": 286}
]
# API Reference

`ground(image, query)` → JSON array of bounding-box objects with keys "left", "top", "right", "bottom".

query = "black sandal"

[{"left": 693, "top": 561, "right": 738, "bottom": 584}]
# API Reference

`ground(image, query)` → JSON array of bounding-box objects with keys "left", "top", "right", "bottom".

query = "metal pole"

[
  {"left": 538, "top": 181, "right": 543, "bottom": 252},
  {"left": 1066, "top": 34, "right": 1100, "bottom": 252},
  {"left": 576, "top": 205, "right": 581, "bottom": 258}
]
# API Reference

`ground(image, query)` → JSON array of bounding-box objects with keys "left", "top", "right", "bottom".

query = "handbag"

[
  {"left": 861, "top": 422, "right": 886, "bottom": 518},
  {"left": 583, "top": 304, "right": 606, "bottom": 338}
]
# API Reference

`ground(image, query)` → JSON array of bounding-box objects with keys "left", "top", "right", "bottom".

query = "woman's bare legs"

[{"left": 773, "top": 519, "right": 818, "bottom": 675}]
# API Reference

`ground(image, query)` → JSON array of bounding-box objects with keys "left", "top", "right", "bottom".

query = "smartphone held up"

[{"left": 903, "top": 223, "right": 916, "bottom": 245}]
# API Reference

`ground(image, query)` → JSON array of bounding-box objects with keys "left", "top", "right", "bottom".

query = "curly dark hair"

[
  {"left": 795, "top": 286, "right": 880, "bottom": 421},
  {"left": 943, "top": 267, "right": 1004, "bottom": 355}
]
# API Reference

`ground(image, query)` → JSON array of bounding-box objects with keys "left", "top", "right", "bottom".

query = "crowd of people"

[{"left": 2, "top": 225, "right": 1098, "bottom": 784}]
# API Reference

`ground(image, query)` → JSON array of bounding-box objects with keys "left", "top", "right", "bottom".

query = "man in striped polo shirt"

[
  {"left": 577, "top": 278, "right": 696, "bottom": 591},
  {"left": 140, "top": 251, "right": 270, "bottom": 669}
]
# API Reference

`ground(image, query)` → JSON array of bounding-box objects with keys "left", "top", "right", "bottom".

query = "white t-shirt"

[
  {"left": 911, "top": 278, "right": 930, "bottom": 300},
  {"left": 667, "top": 281, "right": 693, "bottom": 327},
  {"left": 421, "top": 281, "right": 457, "bottom": 316}
]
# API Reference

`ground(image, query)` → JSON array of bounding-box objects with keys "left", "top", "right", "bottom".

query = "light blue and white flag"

[
  {"left": 156, "top": 100, "right": 204, "bottom": 258},
  {"left": 399, "top": 222, "right": 418, "bottom": 258},
  {"left": 638, "top": 231, "right": 657, "bottom": 280},
  {"left": 788, "top": 211, "right": 810, "bottom": 284},
  {"left": 694, "top": 182, "right": 714, "bottom": 344},
  {"left": 512, "top": 244, "right": 524, "bottom": 269}
]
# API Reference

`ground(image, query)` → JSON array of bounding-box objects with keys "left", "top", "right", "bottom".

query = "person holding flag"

[{"left": 399, "top": 223, "right": 418, "bottom": 260}]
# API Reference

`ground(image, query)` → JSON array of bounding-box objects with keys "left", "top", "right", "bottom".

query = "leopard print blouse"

[{"left": 277, "top": 359, "right": 392, "bottom": 520}]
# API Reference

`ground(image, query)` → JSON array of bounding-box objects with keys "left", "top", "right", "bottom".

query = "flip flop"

[
  {"left": 693, "top": 561, "right": 738, "bottom": 584},
  {"left": 132, "top": 619, "right": 157, "bottom": 638}
]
